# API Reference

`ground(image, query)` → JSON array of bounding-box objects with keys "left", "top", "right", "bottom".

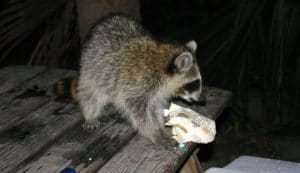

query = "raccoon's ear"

[
  {"left": 185, "top": 40, "right": 197, "bottom": 53},
  {"left": 174, "top": 52, "right": 193, "bottom": 73}
]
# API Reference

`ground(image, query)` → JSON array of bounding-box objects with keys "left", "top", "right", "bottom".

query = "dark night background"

[{"left": 0, "top": 0, "right": 299, "bottom": 170}]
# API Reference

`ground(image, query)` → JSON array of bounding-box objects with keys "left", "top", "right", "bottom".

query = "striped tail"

[{"left": 53, "top": 77, "right": 78, "bottom": 101}]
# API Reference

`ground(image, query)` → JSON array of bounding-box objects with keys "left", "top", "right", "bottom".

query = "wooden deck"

[{"left": 0, "top": 66, "right": 232, "bottom": 173}]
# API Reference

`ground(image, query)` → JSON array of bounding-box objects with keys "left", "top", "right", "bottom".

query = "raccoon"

[{"left": 77, "top": 14, "right": 202, "bottom": 145}]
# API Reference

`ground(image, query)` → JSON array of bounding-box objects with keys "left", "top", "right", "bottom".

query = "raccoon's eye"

[{"left": 183, "top": 79, "right": 200, "bottom": 93}]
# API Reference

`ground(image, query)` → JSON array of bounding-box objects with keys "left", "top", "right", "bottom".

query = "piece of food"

[{"left": 165, "top": 103, "right": 216, "bottom": 144}]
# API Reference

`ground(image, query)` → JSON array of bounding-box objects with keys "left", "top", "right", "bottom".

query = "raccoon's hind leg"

[{"left": 78, "top": 90, "right": 108, "bottom": 131}]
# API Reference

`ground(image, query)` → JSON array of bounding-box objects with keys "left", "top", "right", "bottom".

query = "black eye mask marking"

[{"left": 183, "top": 79, "right": 200, "bottom": 93}]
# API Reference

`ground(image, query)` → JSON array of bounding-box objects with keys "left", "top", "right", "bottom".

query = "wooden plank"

[
  {"left": 18, "top": 118, "right": 136, "bottom": 173},
  {"left": 98, "top": 87, "right": 232, "bottom": 173},
  {"left": 98, "top": 135, "right": 189, "bottom": 173},
  {"left": 179, "top": 149, "right": 203, "bottom": 173},
  {"left": 0, "top": 102, "right": 81, "bottom": 173},
  {"left": 0, "top": 97, "right": 48, "bottom": 133},
  {"left": 0, "top": 68, "right": 77, "bottom": 105},
  {"left": 0, "top": 69, "right": 77, "bottom": 132},
  {"left": 0, "top": 66, "right": 45, "bottom": 95},
  {"left": 20, "top": 68, "right": 77, "bottom": 90}
]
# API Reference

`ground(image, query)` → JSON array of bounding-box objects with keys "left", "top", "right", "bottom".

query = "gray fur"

[{"left": 78, "top": 15, "right": 202, "bottom": 145}]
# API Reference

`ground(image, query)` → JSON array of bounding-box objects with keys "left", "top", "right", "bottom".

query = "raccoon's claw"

[{"left": 82, "top": 119, "right": 100, "bottom": 132}]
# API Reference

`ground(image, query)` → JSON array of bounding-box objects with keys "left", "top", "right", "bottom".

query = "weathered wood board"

[
  {"left": 0, "top": 66, "right": 45, "bottom": 95},
  {"left": 0, "top": 68, "right": 77, "bottom": 133},
  {"left": 0, "top": 102, "right": 81, "bottom": 173},
  {"left": 0, "top": 66, "right": 232, "bottom": 173},
  {"left": 0, "top": 96, "right": 48, "bottom": 133},
  {"left": 19, "top": 118, "right": 136, "bottom": 173},
  {"left": 98, "top": 135, "right": 185, "bottom": 173},
  {"left": 0, "top": 68, "right": 77, "bottom": 106},
  {"left": 179, "top": 149, "right": 203, "bottom": 173}
]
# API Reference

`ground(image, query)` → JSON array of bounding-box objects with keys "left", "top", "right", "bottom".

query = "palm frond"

[
  {"left": 0, "top": 0, "right": 78, "bottom": 66},
  {"left": 203, "top": 0, "right": 300, "bottom": 128}
]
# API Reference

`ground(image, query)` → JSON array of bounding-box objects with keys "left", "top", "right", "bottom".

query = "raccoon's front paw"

[{"left": 82, "top": 119, "right": 100, "bottom": 132}]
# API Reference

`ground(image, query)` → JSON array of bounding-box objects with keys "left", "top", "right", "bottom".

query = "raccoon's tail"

[{"left": 52, "top": 77, "right": 78, "bottom": 101}]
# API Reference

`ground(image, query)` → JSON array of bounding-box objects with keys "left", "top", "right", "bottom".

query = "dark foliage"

[{"left": 0, "top": 0, "right": 80, "bottom": 68}]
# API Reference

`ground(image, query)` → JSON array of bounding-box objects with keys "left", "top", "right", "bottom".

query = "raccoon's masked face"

[
  {"left": 176, "top": 78, "right": 202, "bottom": 103},
  {"left": 170, "top": 40, "right": 203, "bottom": 104}
]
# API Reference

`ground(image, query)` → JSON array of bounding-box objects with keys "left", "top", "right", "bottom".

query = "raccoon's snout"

[
  {"left": 174, "top": 93, "right": 205, "bottom": 106},
  {"left": 180, "top": 93, "right": 198, "bottom": 102},
  {"left": 175, "top": 89, "right": 202, "bottom": 103},
  {"left": 184, "top": 93, "right": 201, "bottom": 103},
  {"left": 182, "top": 92, "right": 206, "bottom": 106},
  {"left": 174, "top": 79, "right": 206, "bottom": 106},
  {"left": 180, "top": 78, "right": 202, "bottom": 100}
]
